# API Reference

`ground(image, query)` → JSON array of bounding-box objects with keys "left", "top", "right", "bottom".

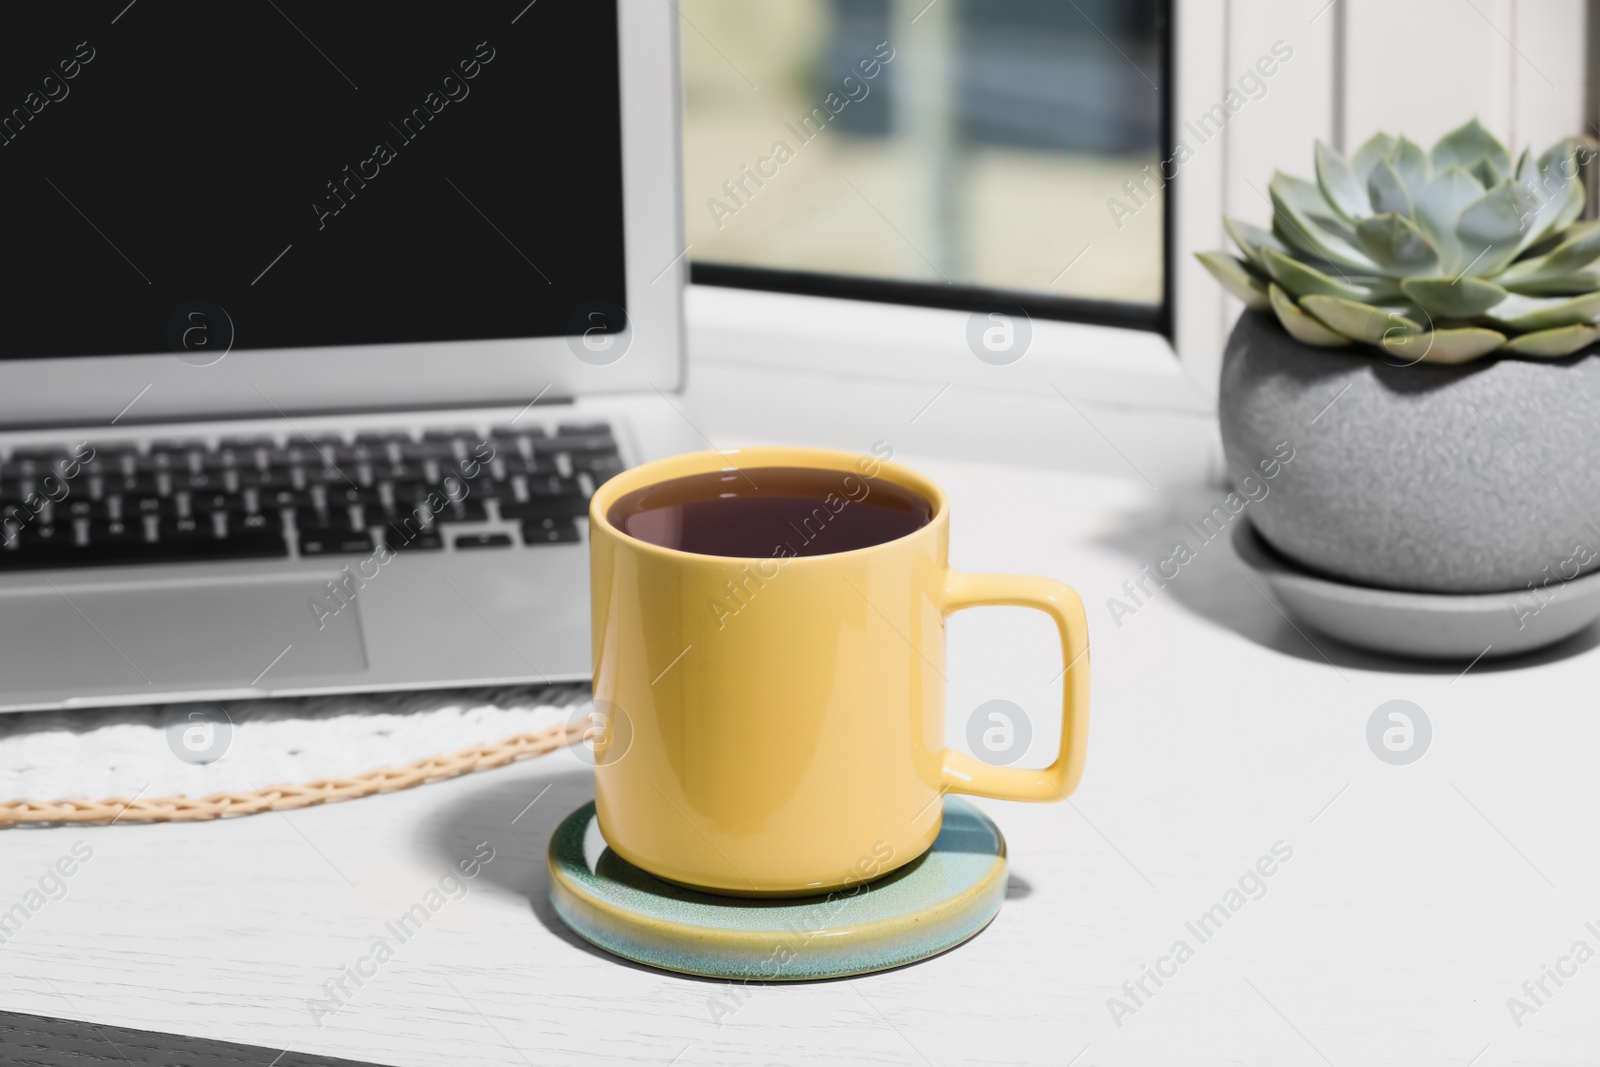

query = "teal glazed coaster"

[{"left": 547, "top": 798, "right": 1008, "bottom": 981}]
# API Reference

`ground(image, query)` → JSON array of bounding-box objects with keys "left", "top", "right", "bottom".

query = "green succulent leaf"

[
  {"left": 1272, "top": 173, "right": 1358, "bottom": 237},
  {"left": 1471, "top": 157, "right": 1507, "bottom": 189},
  {"left": 1431, "top": 117, "right": 1512, "bottom": 176},
  {"left": 1379, "top": 327, "right": 1507, "bottom": 365},
  {"left": 1301, "top": 294, "right": 1423, "bottom": 343},
  {"left": 1399, "top": 277, "right": 1508, "bottom": 318},
  {"left": 1262, "top": 248, "right": 1402, "bottom": 303},
  {"left": 1500, "top": 268, "right": 1600, "bottom": 297},
  {"left": 1415, "top": 166, "right": 1487, "bottom": 275},
  {"left": 1195, "top": 252, "right": 1270, "bottom": 310},
  {"left": 1267, "top": 283, "right": 1351, "bottom": 347},
  {"left": 1456, "top": 179, "right": 1540, "bottom": 276},
  {"left": 1315, "top": 141, "right": 1372, "bottom": 223},
  {"left": 1351, "top": 132, "right": 1398, "bottom": 186},
  {"left": 1355, "top": 213, "right": 1439, "bottom": 274},
  {"left": 1517, "top": 228, "right": 1568, "bottom": 261},
  {"left": 1516, "top": 138, "right": 1586, "bottom": 252},
  {"left": 1500, "top": 323, "right": 1600, "bottom": 357},
  {"left": 1498, "top": 220, "right": 1600, "bottom": 293},
  {"left": 1483, "top": 291, "right": 1600, "bottom": 332},
  {"left": 1223, "top": 216, "right": 1290, "bottom": 271},
  {"left": 1200, "top": 123, "right": 1600, "bottom": 367},
  {"left": 1391, "top": 137, "right": 1432, "bottom": 200},
  {"left": 1267, "top": 206, "right": 1382, "bottom": 271},
  {"left": 1367, "top": 159, "right": 1413, "bottom": 217}
]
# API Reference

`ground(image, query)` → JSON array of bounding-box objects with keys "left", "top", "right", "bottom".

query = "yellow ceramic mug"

[{"left": 587, "top": 445, "right": 1090, "bottom": 896}]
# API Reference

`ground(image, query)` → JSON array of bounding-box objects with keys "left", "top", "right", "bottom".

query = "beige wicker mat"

[{"left": 0, "top": 685, "right": 588, "bottom": 827}]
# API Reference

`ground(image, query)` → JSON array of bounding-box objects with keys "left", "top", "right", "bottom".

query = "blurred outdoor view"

[{"left": 679, "top": 0, "right": 1165, "bottom": 307}]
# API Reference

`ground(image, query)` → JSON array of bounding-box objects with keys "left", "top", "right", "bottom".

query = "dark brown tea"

[{"left": 607, "top": 466, "right": 932, "bottom": 558}]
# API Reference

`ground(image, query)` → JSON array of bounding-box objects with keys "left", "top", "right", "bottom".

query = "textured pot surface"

[{"left": 1219, "top": 310, "right": 1600, "bottom": 594}]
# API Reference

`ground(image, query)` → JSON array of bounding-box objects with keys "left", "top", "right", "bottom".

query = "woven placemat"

[{"left": 0, "top": 685, "right": 590, "bottom": 827}]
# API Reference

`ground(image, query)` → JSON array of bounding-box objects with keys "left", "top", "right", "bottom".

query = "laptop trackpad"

[{"left": 0, "top": 575, "right": 367, "bottom": 693}]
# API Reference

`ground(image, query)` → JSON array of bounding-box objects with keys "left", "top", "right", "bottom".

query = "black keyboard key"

[
  {"left": 399, "top": 441, "right": 459, "bottom": 461},
  {"left": 386, "top": 481, "right": 430, "bottom": 506},
  {"left": 389, "top": 530, "right": 444, "bottom": 551},
  {"left": 449, "top": 452, "right": 498, "bottom": 477},
  {"left": 202, "top": 449, "right": 258, "bottom": 470},
  {"left": 522, "top": 518, "right": 581, "bottom": 544},
  {"left": 257, "top": 487, "right": 313, "bottom": 511},
  {"left": 0, "top": 541, "right": 76, "bottom": 568},
  {"left": 384, "top": 509, "right": 442, "bottom": 548},
  {"left": 490, "top": 424, "right": 546, "bottom": 439},
  {"left": 370, "top": 461, "right": 421, "bottom": 483},
  {"left": 218, "top": 435, "right": 278, "bottom": 450},
  {"left": 295, "top": 507, "right": 358, "bottom": 532},
  {"left": 171, "top": 470, "right": 222, "bottom": 492},
  {"left": 454, "top": 532, "right": 512, "bottom": 550},
  {"left": 21, "top": 523, "right": 67, "bottom": 547},
  {"left": 0, "top": 519, "right": 287, "bottom": 569},
  {"left": 138, "top": 450, "right": 198, "bottom": 472},
  {"left": 574, "top": 456, "right": 625, "bottom": 485},
  {"left": 77, "top": 454, "right": 133, "bottom": 477},
  {"left": 526, "top": 474, "right": 586, "bottom": 497},
  {"left": 88, "top": 519, "right": 143, "bottom": 546},
  {"left": 497, "top": 455, "right": 558, "bottom": 478},
  {"left": 355, "top": 431, "right": 407, "bottom": 444},
  {"left": 190, "top": 491, "right": 234, "bottom": 513},
  {"left": 501, "top": 496, "right": 589, "bottom": 521},
  {"left": 307, "top": 465, "right": 363, "bottom": 487},
  {"left": 328, "top": 445, "right": 383, "bottom": 465},
  {"left": 433, "top": 498, "right": 488, "bottom": 523},
  {"left": 557, "top": 422, "right": 611, "bottom": 435},
  {"left": 100, "top": 473, "right": 163, "bottom": 496},
  {"left": 59, "top": 498, "right": 111, "bottom": 521},
  {"left": 424, "top": 427, "right": 473, "bottom": 441},
  {"left": 200, "top": 530, "right": 289, "bottom": 560},
  {"left": 384, "top": 512, "right": 434, "bottom": 543},
  {"left": 7, "top": 446, "right": 70, "bottom": 461},
  {"left": 125, "top": 494, "right": 178, "bottom": 517},
  {"left": 236, "top": 468, "right": 298, "bottom": 491},
  {"left": 325, "top": 485, "right": 383, "bottom": 508},
  {"left": 156, "top": 516, "right": 207, "bottom": 541},
  {"left": 226, "top": 509, "right": 283, "bottom": 534},
  {"left": 540, "top": 433, "right": 617, "bottom": 456},
  {"left": 264, "top": 444, "right": 335, "bottom": 467},
  {"left": 299, "top": 531, "right": 375, "bottom": 555}
]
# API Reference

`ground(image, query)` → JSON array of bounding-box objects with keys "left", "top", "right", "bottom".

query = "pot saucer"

[
  {"left": 1232, "top": 519, "right": 1600, "bottom": 660},
  {"left": 547, "top": 797, "right": 1007, "bottom": 981}
]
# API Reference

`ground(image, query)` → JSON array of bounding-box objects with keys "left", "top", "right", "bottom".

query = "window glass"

[{"left": 679, "top": 0, "right": 1166, "bottom": 312}]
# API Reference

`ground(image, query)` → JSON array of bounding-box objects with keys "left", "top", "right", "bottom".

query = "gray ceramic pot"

[{"left": 1219, "top": 310, "right": 1600, "bottom": 594}]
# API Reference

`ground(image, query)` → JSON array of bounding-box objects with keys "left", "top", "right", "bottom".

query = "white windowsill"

[
  {"left": 682, "top": 284, "right": 1224, "bottom": 487},
  {"left": 684, "top": 285, "right": 1216, "bottom": 414}
]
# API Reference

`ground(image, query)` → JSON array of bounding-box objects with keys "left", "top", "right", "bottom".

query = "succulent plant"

[{"left": 1198, "top": 118, "right": 1600, "bottom": 364}]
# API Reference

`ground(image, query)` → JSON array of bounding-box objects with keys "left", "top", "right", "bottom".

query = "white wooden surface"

[{"left": 3, "top": 357, "right": 1599, "bottom": 1066}]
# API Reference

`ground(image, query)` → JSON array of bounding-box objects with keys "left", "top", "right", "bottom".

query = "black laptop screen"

[{"left": 0, "top": 1, "right": 627, "bottom": 360}]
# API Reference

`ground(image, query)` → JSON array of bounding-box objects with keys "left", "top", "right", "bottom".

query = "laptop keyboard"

[{"left": 0, "top": 422, "right": 623, "bottom": 571}]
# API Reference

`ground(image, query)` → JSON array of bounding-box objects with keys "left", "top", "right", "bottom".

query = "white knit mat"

[{"left": 0, "top": 685, "right": 591, "bottom": 804}]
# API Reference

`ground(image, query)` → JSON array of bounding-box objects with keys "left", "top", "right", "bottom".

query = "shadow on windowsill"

[{"left": 1088, "top": 486, "right": 1600, "bottom": 675}]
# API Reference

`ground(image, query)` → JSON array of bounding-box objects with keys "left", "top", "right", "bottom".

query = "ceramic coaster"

[{"left": 547, "top": 797, "right": 1007, "bottom": 980}]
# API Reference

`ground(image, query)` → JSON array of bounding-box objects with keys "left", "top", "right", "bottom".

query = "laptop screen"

[{"left": 0, "top": 2, "right": 626, "bottom": 361}]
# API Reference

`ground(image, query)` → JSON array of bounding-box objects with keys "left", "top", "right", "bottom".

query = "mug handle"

[{"left": 937, "top": 570, "right": 1091, "bottom": 802}]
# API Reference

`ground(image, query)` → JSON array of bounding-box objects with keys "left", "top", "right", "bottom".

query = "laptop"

[{"left": 0, "top": 2, "right": 698, "bottom": 712}]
